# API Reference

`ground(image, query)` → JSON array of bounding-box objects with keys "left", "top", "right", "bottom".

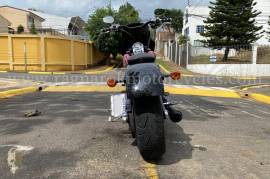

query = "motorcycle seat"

[{"left": 128, "top": 53, "right": 155, "bottom": 65}]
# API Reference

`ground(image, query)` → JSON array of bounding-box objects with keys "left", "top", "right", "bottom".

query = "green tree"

[
  {"left": 86, "top": 6, "right": 118, "bottom": 61},
  {"left": 154, "top": 8, "right": 183, "bottom": 32},
  {"left": 178, "top": 34, "right": 189, "bottom": 45},
  {"left": 17, "top": 25, "right": 24, "bottom": 34},
  {"left": 202, "top": 0, "right": 263, "bottom": 61},
  {"left": 86, "top": 3, "right": 140, "bottom": 60},
  {"left": 86, "top": 7, "right": 116, "bottom": 41},
  {"left": 30, "top": 23, "right": 37, "bottom": 34},
  {"left": 117, "top": 2, "right": 140, "bottom": 25},
  {"left": 96, "top": 32, "right": 121, "bottom": 58}
]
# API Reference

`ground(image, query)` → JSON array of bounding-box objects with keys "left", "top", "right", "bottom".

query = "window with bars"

[
  {"left": 184, "top": 27, "right": 189, "bottom": 37},
  {"left": 28, "top": 16, "right": 35, "bottom": 26},
  {"left": 196, "top": 25, "right": 204, "bottom": 33}
]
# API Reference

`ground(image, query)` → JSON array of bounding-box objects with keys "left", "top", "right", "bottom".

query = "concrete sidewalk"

[
  {"left": 0, "top": 78, "right": 37, "bottom": 92},
  {"left": 0, "top": 78, "right": 39, "bottom": 99},
  {"left": 244, "top": 85, "right": 270, "bottom": 96}
]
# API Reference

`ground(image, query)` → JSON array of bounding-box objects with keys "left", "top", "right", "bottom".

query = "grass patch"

[
  {"left": 156, "top": 58, "right": 179, "bottom": 72},
  {"left": 191, "top": 49, "right": 252, "bottom": 64},
  {"left": 156, "top": 58, "right": 194, "bottom": 74}
]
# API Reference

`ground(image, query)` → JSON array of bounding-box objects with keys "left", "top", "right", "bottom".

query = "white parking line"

[
  {"left": 257, "top": 109, "right": 270, "bottom": 115},
  {"left": 1, "top": 145, "right": 34, "bottom": 174},
  {"left": 241, "top": 110, "right": 264, "bottom": 120}
]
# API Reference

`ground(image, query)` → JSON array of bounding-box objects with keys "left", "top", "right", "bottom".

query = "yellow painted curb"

[
  {"left": 181, "top": 74, "right": 195, "bottom": 77},
  {"left": 44, "top": 85, "right": 125, "bottom": 92},
  {"left": 29, "top": 72, "right": 54, "bottom": 75},
  {"left": 44, "top": 85, "right": 241, "bottom": 99},
  {"left": 165, "top": 86, "right": 241, "bottom": 98},
  {"left": 27, "top": 65, "right": 115, "bottom": 75},
  {"left": 242, "top": 86, "right": 252, "bottom": 91},
  {"left": 242, "top": 84, "right": 270, "bottom": 91},
  {"left": 52, "top": 72, "right": 66, "bottom": 75},
  {"left": 249, "top": 93, "right": 270, "bottom": 104},
  {"left": 159, "top": 64, "right": 171, "bottom": 74},
  {"left": 28, "top": 71, "right": 66, "bottom": 75},
  {"left": 0, "top": 86, "right": 38, "bottom": 99},
  {"left": 143, "top": 161, "right": 159, "bottom": 179},
  {"left": 0, "top": 71, "right": 7, "bottom": 73},
  {"left": 84, "top": 65, "right": 115, "bottom": 74},
  {"left": 237, "top": 77, "right": 257, "bottom": 80},
  {"left": 215, "top": 75, "right": 257, "bottom": 80}
]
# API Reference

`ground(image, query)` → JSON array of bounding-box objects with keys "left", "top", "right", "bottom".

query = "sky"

[{"left": 0, "top": 0, "right": 210, "bottom": 20}]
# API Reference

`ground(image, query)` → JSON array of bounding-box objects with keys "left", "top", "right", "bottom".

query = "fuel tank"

[{"left": 125, "top": 63, "right": 164, "bottom": 97}]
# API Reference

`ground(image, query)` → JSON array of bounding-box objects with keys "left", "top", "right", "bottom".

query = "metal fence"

[
  {"left": 6, "top": 27, "right": 90, "bottom": 41},
  {"left": 164, "top": 41, "right": 189, "bottom": 68},
  {"left": 257, "top": 45, "right": 270, "bottom": 64},
  {"left": 164, "top": 42, "right": 270, "bottom": 66}
]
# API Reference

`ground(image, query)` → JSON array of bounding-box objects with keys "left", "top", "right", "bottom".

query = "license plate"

[{"left": 110, "top": 94, "right": 127, "bottom": 118}]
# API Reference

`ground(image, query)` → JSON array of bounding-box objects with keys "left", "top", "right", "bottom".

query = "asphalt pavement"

[{"left": 0, "top": 92, "right": 269, "bottom": 179}]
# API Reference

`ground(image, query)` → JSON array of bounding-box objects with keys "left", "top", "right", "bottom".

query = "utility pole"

[
  {"left": 188, "top": 0, "right": 190, "bottom": 6},
  {"left": 108, "top": 0, "right": 112, "bottom": 14},
  {"left": 108, "top": 0, "right": 112, "bottom": 9}
]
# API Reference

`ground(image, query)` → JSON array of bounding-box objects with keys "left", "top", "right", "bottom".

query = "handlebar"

[{"left": 101, "top": 18, "right": 172, "bottom": 33}]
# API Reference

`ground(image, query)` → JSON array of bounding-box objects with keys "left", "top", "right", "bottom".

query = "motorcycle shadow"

[{"left": 157, "top": 120, "right": 193, "bottom": 165}]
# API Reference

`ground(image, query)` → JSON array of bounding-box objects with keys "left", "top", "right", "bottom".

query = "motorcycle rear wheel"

[{"left": 134, "top": 97, "right": 165, "bottom": 160}]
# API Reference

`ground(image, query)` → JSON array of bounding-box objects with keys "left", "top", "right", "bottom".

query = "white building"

[
  {"left": 182, "top": 0, "right": 270, "bottom": 46},
  {"left": 254, "top": 0, "right": 270, "bottom": 45},
  {"left": 28, "top": 9, "right": 88, "bottom": 40}
]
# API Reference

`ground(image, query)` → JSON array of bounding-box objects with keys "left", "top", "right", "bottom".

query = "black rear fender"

[{"left": 125, "top": 63, "right": 164, "bottom": 97}]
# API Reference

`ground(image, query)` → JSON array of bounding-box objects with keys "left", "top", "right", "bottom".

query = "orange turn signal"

[
  {"left": 107, "top": 79, "right": 117, "bottom": 87},
  {"left": 170, "top": 72, "right": 181, "bottom": 80}
]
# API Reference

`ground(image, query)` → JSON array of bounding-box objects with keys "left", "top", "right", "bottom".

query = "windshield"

[{"left": 120, "top": 23, "right": 155, "bottom": 54}]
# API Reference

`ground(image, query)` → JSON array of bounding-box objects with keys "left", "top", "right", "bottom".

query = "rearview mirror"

[{"left": 103, "top": 16, "right": 114, "bottom": 24}]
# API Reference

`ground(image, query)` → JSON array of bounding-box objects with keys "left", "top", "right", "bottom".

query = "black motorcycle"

[{"left": 103, "top": 16, "right": 183, "bottom": 160}]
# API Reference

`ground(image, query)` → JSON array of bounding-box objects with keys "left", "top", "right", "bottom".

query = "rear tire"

[
  {"left": 136, "top": 113, "right": 165, "bottom": 160},
  {"left": 133, "top": 97, "right": 165, "bottom": 160}
]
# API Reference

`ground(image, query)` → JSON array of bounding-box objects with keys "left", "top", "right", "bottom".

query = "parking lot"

[{"left": 0, "top": 92, "right": 269, "bottom": 179}]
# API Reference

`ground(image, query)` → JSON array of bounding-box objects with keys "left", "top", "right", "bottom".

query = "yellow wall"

[
  {"left": 0, "top": 36, "right": 9, "bottom": 70},
  {"left": 0, "top": 34, "right": 105, "bottom": 72},
  {"left": 91, "top": 42, "right": 106, "bottom": 65},
  {"left": 45, "top": 38, "right": 71, "bottom": 65},
  {"left": 12, "top": 37, "right": 41, "bottom": 63},
  {"left": 12, "top": 37, "right": 42, "bottom": 71},
  {"left": 74, "top": 41, "right": 86, "bottom": 66}
]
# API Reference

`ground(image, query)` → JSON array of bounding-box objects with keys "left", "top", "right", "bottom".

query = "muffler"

[{"left": 166, "top": 106, "right": 183, "bottom": 123}]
